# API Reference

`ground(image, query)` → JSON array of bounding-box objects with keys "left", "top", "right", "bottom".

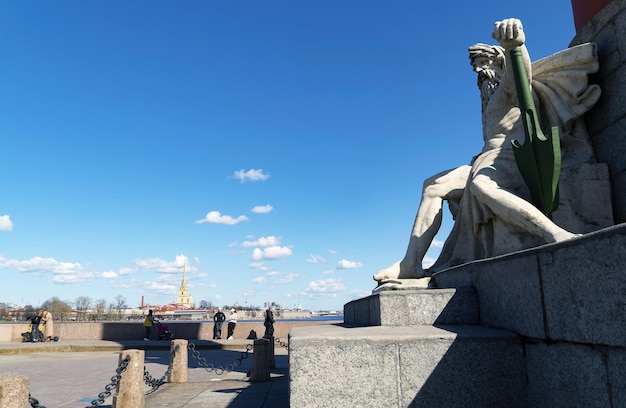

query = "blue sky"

[{"left": 0, "top": 1, "right": 578, "bottom": 311}]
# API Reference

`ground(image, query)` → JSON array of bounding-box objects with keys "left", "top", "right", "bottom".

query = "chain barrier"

[
  {"left": 29, "top": 394, "right": 47, "bottom": 408},
  {"left": 86, "top": 355, "right": 130, "bottom": 408},
  {"left": 274, "top": 336, "right": 288, "bottom": 348},
  {"left": 188, "top": 342, "right": 252, "bottom": 375},
  {"left": 144, "top": 343, "right": 179, "bottom": 391},
  {"left": 26, "top": 339, "right": 270, "bottom": 407}
]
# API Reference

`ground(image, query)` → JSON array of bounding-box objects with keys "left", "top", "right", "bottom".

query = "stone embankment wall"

[
  {"left": 571, "top": 0, "right": 626, "bottom": 223},
  {"left": 0, "top": 320, "right": 340, "bottom": 343},
  {"left": 432, "top": 224, "right": 626, "bottom": 407}
]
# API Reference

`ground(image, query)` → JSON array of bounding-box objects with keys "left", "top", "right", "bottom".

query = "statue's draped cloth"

[{"left": 430, "top": 43, "right": 601, "bottom": 272}]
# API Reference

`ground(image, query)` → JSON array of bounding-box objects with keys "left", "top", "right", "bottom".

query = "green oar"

[{"left": 510, "top": 46, "right": 561, "bottom": 216}]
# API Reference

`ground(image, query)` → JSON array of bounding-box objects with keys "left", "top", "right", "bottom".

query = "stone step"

[
  {"left": 289, "top": 324, "right": 526, "bottom": 408},
  {"left": 343, "top": 288, "right": 480, "bottom": 326}
]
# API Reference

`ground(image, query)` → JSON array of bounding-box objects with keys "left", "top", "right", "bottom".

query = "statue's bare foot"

[
  {"left": 373, "top": 260, "right": 425, "bottom": 283},
  {"left": 552, "top": 230, "right": 582, "bottom": 242}
]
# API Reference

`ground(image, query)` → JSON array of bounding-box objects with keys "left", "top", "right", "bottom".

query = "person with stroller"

[
  {"left": 143, "top": 309, "right": 157, "bottom": 341},
  {"left": 227, "top": 308, "right": 237, "bottom": 340},
  {"left": 213, "top": 307, "right": 226, "bottom": 339}
]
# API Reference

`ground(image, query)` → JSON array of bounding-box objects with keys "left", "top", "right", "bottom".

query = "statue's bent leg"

[
  {"left": 469, "top": 173, "right": 577, "bottom": 243},
  {"left": 374, "top": 165, "right": 471, "bottom": 282}
]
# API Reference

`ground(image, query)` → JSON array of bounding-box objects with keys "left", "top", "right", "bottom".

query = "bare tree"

[
  {"left": 74, "top": 296, "right": 92, "bottom": 321},
  {"left": 199, "top": 300, "right": 213, "bottom": 309},
  {"left": 41, "top": 297, "right": 73, "bottom": 320},
  {"left": 115, "top": 295, "right": 127, "bottom": 319},
  {"left": 94, "top": 298, "right": 107, "bottom": 321},
  {"left": 107, "top": 303, "right": 116, "bottom": 320}
]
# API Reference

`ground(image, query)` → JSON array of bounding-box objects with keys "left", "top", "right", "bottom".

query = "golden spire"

[
  {"left": 176, "top": 255, "right": 193, "bottom": 308},
  {"left": 182, "top": 257, "right": 187, "bottom": 285}
]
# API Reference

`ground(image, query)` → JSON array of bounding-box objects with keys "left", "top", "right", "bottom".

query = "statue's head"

[
  {"left": 469, "top": 43, "right": 505, "bottom": 72},
  {"left": 469, "top": 43, "right": 506, "bottom": 107}
]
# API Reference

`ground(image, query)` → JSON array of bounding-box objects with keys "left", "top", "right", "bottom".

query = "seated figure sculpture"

[{"left": 374, "top": 18, "right": 606, "bottom": 285}]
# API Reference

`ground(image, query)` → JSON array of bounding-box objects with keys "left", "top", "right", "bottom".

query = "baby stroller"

[
  {"left": 21, "top": 315, "right": 44, "bottom": 342},
  {"left": 157, "top": 322, "right": 174, "bottom": 341}
]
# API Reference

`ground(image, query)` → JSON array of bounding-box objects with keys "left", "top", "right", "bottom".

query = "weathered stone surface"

[
  {"left": 540, "top": 227, "right": 626, "bottom": 346},
  {"left": 433, "top": 224, "right": 626, "bottom": 346},
  {"left": 473, "top": 254, "right": 546, "bottom": 339},
  {"left": 250, "top": 338, "right": 270, "bottom": 382},
  {"left": 112, "top": 349, "right": 145, "bottom": 408},
  {"left": 344, "top": 288, "right": 479, "bottom": 326},
  {"left": 168, "top": 339, "right": 188, "bottom": 383},
  {"left": 571, "top": 0, "right": 626, "bottom": 224},
  {"left": 289, "top": 324, "right": 525, "bottom": 408},
  {"left": 606, "top": 348, "right": 626, "bottom": 407},
  {"left": 0, "top": 373, "right": 29, "bottom": 408},
  {"left": 526, "top": 343, "right": 610, "bottom": 408}
]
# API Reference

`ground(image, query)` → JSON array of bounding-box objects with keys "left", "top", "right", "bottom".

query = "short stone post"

[
  {"left": 0, "top": 373, "right": 29, "bottom": 408},
  {"left": 113, "top": 349, "right": 145, "bottom": 408},
  {"left": 250, "top": 338, "right": 270, "bottom": 382},
  {"left": 168, "top": 339, "right": 188, "bottom": 383},
  {"left": 263, "top": 335, "right": 276, "bottom": 369}
]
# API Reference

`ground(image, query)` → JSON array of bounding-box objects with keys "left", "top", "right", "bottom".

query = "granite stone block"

[
  {"left": 539, "top": 227, "right": 626, "bottom": 346},
  {"left": 526, "top": 343, "right": 610, "bottom": 408},
  {"left": 344, "top": 288, "right": 479, "bottom": 327},
  {"left": 473, "top": 254, "right": 546, "bottom": 339},
  {"left": 289, "top": 325, "right": 524, "bottom": 408}
]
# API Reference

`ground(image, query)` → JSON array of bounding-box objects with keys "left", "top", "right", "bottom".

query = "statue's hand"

[{"left": 492, "top": 18, "right": 525, "bottom": 49}]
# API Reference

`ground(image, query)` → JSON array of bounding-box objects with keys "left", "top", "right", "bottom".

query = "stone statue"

[{"left": 374, "top": 18, "right": 609, "bottom": 285}]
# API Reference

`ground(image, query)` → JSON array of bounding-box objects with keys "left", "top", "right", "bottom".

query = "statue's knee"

[{"left": 469, "top": 175, "right": 490, "bottom": 198}]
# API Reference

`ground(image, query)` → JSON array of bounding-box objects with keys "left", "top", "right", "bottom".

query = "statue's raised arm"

[{"left": 492, "top": 18, "right": 531, "bottom": 94}]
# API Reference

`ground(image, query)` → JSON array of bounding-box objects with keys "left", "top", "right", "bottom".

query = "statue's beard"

[{"left": 478, "top": 69, "right": 501, "bottom": 110}]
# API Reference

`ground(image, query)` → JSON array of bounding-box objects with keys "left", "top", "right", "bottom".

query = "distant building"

[{"left": 175, "top": 258, "right": 194, "bottom": 309}]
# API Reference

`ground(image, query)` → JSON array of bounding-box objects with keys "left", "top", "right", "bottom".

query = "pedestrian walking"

[{"left": 143, "top": 309, "right": 157, "bottom": 341}]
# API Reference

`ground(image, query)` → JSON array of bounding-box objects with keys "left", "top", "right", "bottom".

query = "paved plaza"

[{"left": 0, "top": 340, "right": 288, "bottom": 408}]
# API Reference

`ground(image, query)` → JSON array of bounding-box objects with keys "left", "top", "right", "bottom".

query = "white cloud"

[
  {"left": 0, "top": 256, "right": 82, "bottom": 274},
  {"left": 275, "top": 272, "right": 299, "bottom": 284},
  {"left": 251, "top": 246, "right": 293, "bottom": 261},
  {"left": 248, "top": 262, "right": 267, "bottom": 270},
  {"left": 241, "top": 236, "right": 281, "bottom": 248},
  {"left": 337, "top": 259, "right": 364, "bottom": 270},
  {"left": 119, "top": 267, "right": 136, "bottom": 276},
  {"left": 322, "top": 269, "right": 335, "bottom": 275},
  {"left": 350, "top": 289, "right": 371, "bottom": 299},
  {"left": 100, "top": 270, "right": 119, "bottom": 279},
  {"left": 267, "top": 271, "right": 280, "bottom": 276},
  {"left": 252, "top": 276, "right": 267, "bottom": 284},
  {"left": 232, "top": 168, "right": 270, "bottom": 182},
  {"left": 431, "top": 239, "right": 444, "bottom": 248},
  {"left": 328, "top": 249, "right": 337, "bottom": 255},
  {"left": 52, "top": 274, "right": 84, "bottom": 284},
  {"left": 146, "top": 281, "right": 178, "bottom": 295},
  {"left": 135, "top": 254, "right": 189, "bottom": 273},
  {"left": 305, "top": 278, "right": 345, "bottom": 293},
  {"left": 0, "top": 215, "right": 13, "bottom": 231},
  {"left": 251, "top": 205, "right": 273, "bottom": 214},
  {"left": 306, "top": 254, "right": 326, "bottom": 264},
  {"left": 422, "top": 257, "right": 436, "bottom": 269},
  {"left": 196, "top": 211, "right": 248, "bottom": 225}
]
